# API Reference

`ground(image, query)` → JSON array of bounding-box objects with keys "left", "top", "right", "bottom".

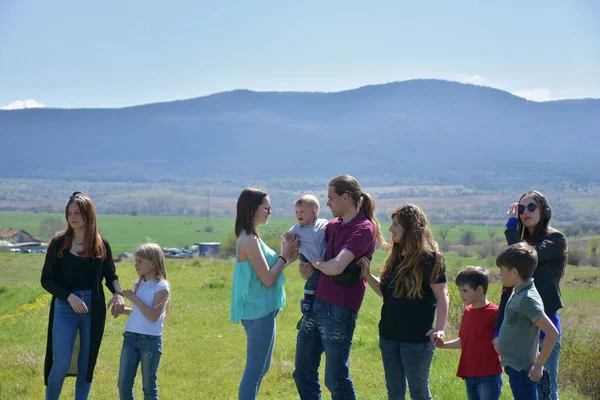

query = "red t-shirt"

[{"left": 457, "top": 302, "right": 502, "bottom": 378}]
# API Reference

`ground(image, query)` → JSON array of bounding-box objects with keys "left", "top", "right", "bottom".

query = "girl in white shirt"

[{"left": 118, "top": 243, "right": 170, "bottom": 400}]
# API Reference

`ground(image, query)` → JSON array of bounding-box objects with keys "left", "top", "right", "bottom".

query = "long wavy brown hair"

[
  {"left": 380, "top": 205, "right": 444, "bottom": 299},
  {"left": 57, "top": 192, "right": 106, "bottom": 260},
  {"left": 329, "top": 175, "right": 386, "bottom": 247}
]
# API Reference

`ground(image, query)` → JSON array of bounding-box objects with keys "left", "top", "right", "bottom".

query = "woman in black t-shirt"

[
  {"left": 41, "top": 192, "right": 125, "bottom": 400},
  {"left": 362, "top": 204, "right": 448, "bottom": 400}
]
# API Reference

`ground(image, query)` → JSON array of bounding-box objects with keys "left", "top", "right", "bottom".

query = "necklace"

[{"left": 73, "top": 238, "right": 85, "bottom": 246}]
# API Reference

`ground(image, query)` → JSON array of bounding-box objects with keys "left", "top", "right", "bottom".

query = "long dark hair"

[
  {"left": 517, "top": 190, "right": 552, "bottom": 244},
  {"left": 234, "top": 188, "right": 268, "bottom": 237},
  {"left": 517, "top": 190, "right": 567, "bottom": 280},
  {"left": 57, "top": 192, "right": 106, "bottom": 259},
  {"left": 381, "top": 205, "right": 444, "bottom": 299},
  {"left": 328, "top": 175, "right": 386, "bottom": 247}
]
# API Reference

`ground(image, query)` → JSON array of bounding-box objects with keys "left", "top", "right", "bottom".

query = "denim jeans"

[
  {"left": 465, "top": 374, "right": 502, "bottom": 400},
  {"left": 46, "top": 290, "right": 93, "bottom": 400},
  {"left": 538, "top": 334, "right": 561, "bottom": 400},
  {"left": 118, "top": 331, "right": 163, "bottom": 400},
  {"left": 293, "top": 298, "right": 358, "bottom": 400},
  {"left": 505, "top": 366, "right": 538, "bottom": 400},
  {"left": 378, "top": 337, "right": 435, "bottom": 400},
  {"left": 239, "top": 310, "right": 277, "bottom": 400}
]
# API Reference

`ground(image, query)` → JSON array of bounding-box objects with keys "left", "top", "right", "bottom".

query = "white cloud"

[
  {"left": 455, "top": 74, "right": 488, "bottom": 86},
  {"left": 0, "top": 99, "right": 46, "bottom": 110},
  {"left": 511, "top": 88, "right": 554, "bottom": 102}
]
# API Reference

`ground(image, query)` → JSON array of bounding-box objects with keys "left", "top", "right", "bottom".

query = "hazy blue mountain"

[{"left": 2, "top": 79, "right": 598, "bottom": 185}]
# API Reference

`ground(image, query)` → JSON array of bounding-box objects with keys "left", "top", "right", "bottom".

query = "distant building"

[
  {"left": 195, "top": 242, "right": 221, "bottom": 257},
  {"left": 0, "top": 228, "right": 38, "bottom": 244}
]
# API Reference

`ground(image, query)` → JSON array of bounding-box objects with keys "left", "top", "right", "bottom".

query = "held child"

[
  {"left": 282, "top": 195, "right": 328, "bottom": 321},
  {"left": 496, "top": 243, "right": 559, "bottom": 400},
  {"left": 436, "top": 266, "right": 502, "bottom": 400},
  {"left": 117, "top": 243, "right": 170, "bottom": 400}
]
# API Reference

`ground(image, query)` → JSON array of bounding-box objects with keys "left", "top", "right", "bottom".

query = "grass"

[{"left": 1, "top": 253, "right": 597, "bottom": 399}]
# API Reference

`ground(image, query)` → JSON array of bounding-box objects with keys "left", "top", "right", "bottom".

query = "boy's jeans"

[
  {"left": 293, "top": 298, "right": 358, "bottom": 400},
  {"left": 378, "top": 337, "right": 435, "bottom": 400},
  {"left": 118, "top": 331, "right": 163, "bottom": 400},
  {"left": 239, "top": 310, "right": 277, "bottom": 400},
  {"left": 46, "top": 290, "right": 93, "bottom": 400},
  {"left": 505, "top": 366, "right": 538, "bottom": 400},
  {"left": 465, "top": 374, "right": 502, "bottom": 400}
]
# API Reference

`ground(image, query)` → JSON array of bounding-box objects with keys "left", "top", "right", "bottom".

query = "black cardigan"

[
  {"left": 41, "top": 235, "right": 119, "bottom": 384},
  {"left": 494, "top": 227, "right": 567, "bottom": 332}
]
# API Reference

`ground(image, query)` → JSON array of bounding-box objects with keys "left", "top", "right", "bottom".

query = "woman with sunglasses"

[
  {"left": 230, "top": 188, "right": 298, "bottom": 400},
  {"left": 494, "top": 190, "right": 567, "bottom": 400},
  {"left": 41, "top": 192, "right": 125, "bottom": 400}
]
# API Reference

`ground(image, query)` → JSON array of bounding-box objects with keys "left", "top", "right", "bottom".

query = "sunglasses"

[{"left": 518, "top": 203, "right": 538, "bottom": 214}]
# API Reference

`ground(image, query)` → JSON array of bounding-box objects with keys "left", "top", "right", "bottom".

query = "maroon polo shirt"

[{"left": 315, "top": 210, "right": 376, "bottom": 312}]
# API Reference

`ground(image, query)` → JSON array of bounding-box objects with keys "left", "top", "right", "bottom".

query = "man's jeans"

[
  {"left": 293, "top": 298, "right": 358, "bottom": 400},
  {"left": 46, "top": 290, "right": 93, "bottom": 400},
  {"left": 378, "top": 337, "right": 435, "bottom": 400},
  {"left": 118, "top": 331, "right": 163, "bottom": 400}
]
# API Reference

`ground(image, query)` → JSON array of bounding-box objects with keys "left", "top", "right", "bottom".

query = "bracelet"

[{"left": 278, "top": 255, "right": 287, "bottom": 265}]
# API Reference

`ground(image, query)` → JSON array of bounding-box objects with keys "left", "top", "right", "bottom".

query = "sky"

[{"left": 1, "top": 0, "right": 598, "bottom": 109}]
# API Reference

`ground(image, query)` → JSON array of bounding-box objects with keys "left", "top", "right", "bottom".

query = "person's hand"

[
  {"left": 528, "top": 363, "right": 544, "bottom": 382},
  {"left": 506, "top": 202, "right": 519, "bottom": 219},
  {"left": 357, "top": 256, "right": 371, "bottom": 278},
  {"left": 434, "top": 337, "right": 445, "bottom": 348},
  {"left": 67, "top": 293, "right": 88, "bottom": 314},
  {"left": 299, "top": 262, "right": 315, "bottom": 279},
  {"left": 492, "top": 337, "right": 499, "bottom": 353},
  {"left": 281, "top": 232, "right": 295, "bottom": 243},
  {"left": 281, "top": 236, "right": 299, "bottom": 262},
  {"left": 107, "top": 293, "right": 125, "bottom": 318},
  {"left": 426, "top": 329, "right": 445, "bottom": 344}
]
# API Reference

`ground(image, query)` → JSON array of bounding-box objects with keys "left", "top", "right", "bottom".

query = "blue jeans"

[
  {"left": 293, "top": 298, "right": 358, "bottom": 400},
  {"left": 46, "top": 290, "right": 93, "bottom": 400},
  {"left": 465, "top": 374, "right": 502, "bottom": 400},
  {"left": 378, "top": 337, "right": 435, "bottom": 400},
  {"left": 118, "top": 331, "right": 163, "bottom": 400},
  {"left": 239, "top": 310, "right": 277, "bottom": 400},
  {"left": 505, "top": 366, "right": 538, "bottom": 400},
  {"left": 538, "top": 334, "right": 561, "bottom": 400}
]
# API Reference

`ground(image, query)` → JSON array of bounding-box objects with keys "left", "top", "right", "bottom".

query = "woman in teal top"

[{"left": 230, "top": 188, "right": 297, "bottom": 400}]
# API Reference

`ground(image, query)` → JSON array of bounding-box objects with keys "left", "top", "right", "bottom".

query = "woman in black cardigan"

[
  {"left": 41, "top": 192, "right": 124, "bottom": 400},
  {"left": 495, "top": 190, "right": 567, "bottom": 400}
]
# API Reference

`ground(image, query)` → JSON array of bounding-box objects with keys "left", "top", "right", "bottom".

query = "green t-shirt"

[{"left": 497, "top": 279, "right": 545, "bottom": 371}]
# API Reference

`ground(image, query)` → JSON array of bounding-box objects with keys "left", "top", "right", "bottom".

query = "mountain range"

[{"left": 2, "top": 79, "right": 598, "bottom": 186}]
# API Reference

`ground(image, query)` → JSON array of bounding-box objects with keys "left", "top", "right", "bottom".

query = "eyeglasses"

[
  {"left": 518, "top": 203, "right": 538, "bottom": 214},
  {"left": 260, "top": 206, "right": 272, "bottom": 212}
]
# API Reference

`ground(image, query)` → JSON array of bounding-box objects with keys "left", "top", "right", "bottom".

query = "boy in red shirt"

[{"left": 436, "top": 266, "right": 503, "bottom": 400}]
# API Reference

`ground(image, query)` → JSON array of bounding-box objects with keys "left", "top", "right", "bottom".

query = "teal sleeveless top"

[{"left": 230, "top": 234, "right": 286, "bottom": 323}]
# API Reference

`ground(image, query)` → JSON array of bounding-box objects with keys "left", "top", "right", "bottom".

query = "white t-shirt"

[{"left": 125, "top": 279, "right": 170, "bottom": 336}]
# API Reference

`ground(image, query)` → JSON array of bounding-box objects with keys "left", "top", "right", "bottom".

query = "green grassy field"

[
  {"left": 0, "top": 212, "right": 505, "bottom": 255},
  {"left": 1, "top": 252, "right": 598, "bottom": 399}
]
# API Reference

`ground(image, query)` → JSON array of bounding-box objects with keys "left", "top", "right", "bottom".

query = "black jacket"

[
  {"left": 494, "top": 227, "right": 567, "bottom": 332},
  {"left": 41, "top": 236, "right": 119, "bottom": 384}
]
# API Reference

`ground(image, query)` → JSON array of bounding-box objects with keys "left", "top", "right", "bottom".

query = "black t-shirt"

[
  {"left": 378, "top": 253, "right": 447, "bottom": 343},
  {"left": 59, "top": 251, "right": 98, "bottom": 291}
]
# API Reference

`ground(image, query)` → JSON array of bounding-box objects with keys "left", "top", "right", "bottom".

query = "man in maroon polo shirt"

[{"left": 293, "top": 175, "right": 385, "bottom": 400}]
